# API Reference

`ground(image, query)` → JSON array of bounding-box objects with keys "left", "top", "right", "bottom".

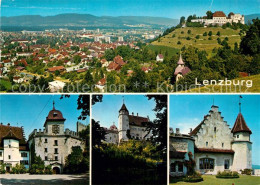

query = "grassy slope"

[
  {"left": 182, "top": 74, "right": 260, "bottom": 93},
  {"left": 146, "top": 44, "right": 179, "bottom": 57},
  {"left": 152, "top": 27, "right": 241, "bottom": 56},
  {"left": 170, "top": 175, "right": 260, "bottom": 185}
]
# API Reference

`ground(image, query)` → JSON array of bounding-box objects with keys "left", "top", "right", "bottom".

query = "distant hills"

[
  {"left": 1, "top": 13, "right": 179, "bottom": 30},
  {"left": 245, "top": 14, "right": 260, "bottom": 23}
]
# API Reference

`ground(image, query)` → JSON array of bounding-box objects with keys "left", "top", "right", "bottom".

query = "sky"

[
  {"left": 1, "top": 0, "right": 259, "bottom": 18},
  {"left": 0, "top": 95, "right": 89, "bottom": 139},
  {"left": 170, "top": 95, "right": 260, "bottom": 165},
  {"left": 92, "top": 95, "right": 157, "bottom": 128}
]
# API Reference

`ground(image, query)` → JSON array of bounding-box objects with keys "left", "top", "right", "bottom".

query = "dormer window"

[
  {"left": 237, "top": 135, "right": 239, "bottom": 138},
  {"left": 206, "top": 142, "right": 208, "bottom": 147},
  {"left": 53, "top": 112, "right": 58, "bottom": 117}
]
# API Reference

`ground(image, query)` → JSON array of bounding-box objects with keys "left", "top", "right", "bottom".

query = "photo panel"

[
  {"left": 0, "top": 94, "right": 90, "bottom": 184},
  {"left": 91, "top": 94, "right": 168, "bottom": 185},
  {"left": 169, "top": 95, "right": 260, "bottom": 184}
]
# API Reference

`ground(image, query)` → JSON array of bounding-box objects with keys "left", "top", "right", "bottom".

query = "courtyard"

[
  {"left": 170, "top": 175, "right": 260, "bottom": 185},
  {"left": 0, "top": 174, "right": 88, "bottom": 185}
]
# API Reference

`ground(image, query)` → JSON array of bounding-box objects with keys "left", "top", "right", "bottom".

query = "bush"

[
  {"left": 177, "top": 41, "right": 181, "bottom": 45},
  {"left": 181, "top": 31, "right": 184, "bottom": 34},
  {"left": 187, "top": 30, "right": 192, "bottom": 34},
  {"left": 195, "top": 35, "right": 200, "bottom": 39},
  {"left": 217, "top": 31, "right": 221, "bottom": 36},
  {"left": 208, "top": 31, "right": 212, "bottom": 36},
  {"left": 203, "top": 32, "right": 207, "bottom": 36},
  {"left": 208, "top": 37, "right": 213, "bottom": 40},
  {"left": 183, "top": 172, "right": 203, "bottom": 182},
  {"left": 241, "top": 168, "right": 252, "bottom": 175},
  {"left": 0, "top": 164, "right": 6, "bottom": 174},
  {"left": 10, "top": 164, "right": 27, "bottom": 174},
  {"left": 216, "top": 171, "right": 239, "bottom": 178},
  {"left": 186, "top": 37, "right": 191, "bottom": 40}
]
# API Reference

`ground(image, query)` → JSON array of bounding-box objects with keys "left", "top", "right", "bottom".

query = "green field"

[
  {"left": 170, "top": 175, "right": 260, "bottom": 185},
  {"left": 182, "top": 74, "right": 260, "bottom": 93},
  {"left": 146, "top": 44, "right": 179, "bottom": 57},
  {"left": 152, "top": 27, "right": 241, "bottom": 55}
]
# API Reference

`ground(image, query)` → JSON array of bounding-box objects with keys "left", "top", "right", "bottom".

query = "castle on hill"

[
  {"left": 191, "top": 11, "right": 245, "bottom": 26},
  {"left": 170, "top": 103, "right": 252, "bottom": 176},
  {"left": 103, "top": 102, "right": 153, "bottom": 144}
]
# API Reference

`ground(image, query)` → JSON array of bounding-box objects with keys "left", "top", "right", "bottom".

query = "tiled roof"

[
  {"left": 129, "top": 115, "right": 149, "bottom": 127},
  {"left": 213, "top": 11, "right": 226, "bottom": 17},
  {"left": 44, "top": 107, "right": 66, "bottom": 126},
  {"left": 48, "top": 66, "right": 65, "bottom": 72},
  {"left": 119, "top": 103, "right": 128, "bottom": 112},
  {"left": 231, "top": 113, "right": 252, "bottom": 134},
  {"left": 0, "top": 124, "right": 27, "bottom": 147},
  {"left": 195, "top": 147, "right": 234, "bottom": 154}
]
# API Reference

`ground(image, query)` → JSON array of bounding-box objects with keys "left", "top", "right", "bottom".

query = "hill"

[
  {"left": 245, "top": 14, "right": 260, "bottom": 23},
  {"left": 181, "top": 74, "right": 260, "bottom": 93},
  {"left": 1, "top": 14, "right": 178, "bottom": 30},
  {"left": 152, "top": 27, "right": 241, "bottom": 55}
]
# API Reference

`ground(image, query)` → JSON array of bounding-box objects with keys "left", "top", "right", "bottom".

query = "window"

[
  {"left": 222, "top": 143, "right": 224, "bottom": 148},
  {"left": 170, "top": 163, "right": 176, "bottom": 172},
  {"left": 8, "top": 155, "right": 11, "bottom": 159},
  {"left": 214, "top": 127, "right": 216, "bottom": 132},
  {"left": 0, "top": 152, "right": 2, "bottom": 157},
  {"left": 9, "top": 145, "right": 11, "bottom": 148},
  {"left": 224, "top": 159, "right": 230, "bottom": 169},
  {"left": 45, "top": 156, "right": 48, "bottom": 160},
  {"left": 54, "top": 140, "right": 58, "bottom": 146},
  {"left": 178, "top": 164, "right": 183, "bottom": 172},
  {"left": 44, "top": 139, "right": 48, "bottom": 143},
  {"left": 55, "top": 156, "right": 58, "bottom": 161},
  {"left": 206, "top": 142, "right": 208, "bottom": 147},
  {"left": 20, "top": 160, "right": 29, "bottom": 165},
  {"left": 45, "top": 148, "right": 48, "bottom": 153},
  {"left": 54, "top": 148, "right": 58, "bottom": 154},
  {"left": 199, "top": 158, "right": 214, "bottom": 170},
  {"left": 21, "top": 152, "right": 27, "bottom": 157},
  {"left": 237, "top": 135, "right": 239, "bottom": 138}
]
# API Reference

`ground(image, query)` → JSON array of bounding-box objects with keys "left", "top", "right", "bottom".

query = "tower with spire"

[
  {"left": 118, "top": 100, "right": 130, "bottom": 142},
  {"left": 231, "top": 96, "right": 252, "bottom": 171},
  {"left": 174, "top": 54, "right": 191, "bottom": 82}
]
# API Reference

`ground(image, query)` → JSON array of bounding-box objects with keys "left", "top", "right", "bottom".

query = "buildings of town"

[
  {"left": 103, "top": 102, "right": 153, "bottom": 144},
  {"left": 170, "top": 104, "right": 252, "bottom": 176},
  {"left": 0, "top": 123, "right": 30, "bottom": 172},
  {"left": 191, "top": 11, "right": 245, "bottom": 26}
]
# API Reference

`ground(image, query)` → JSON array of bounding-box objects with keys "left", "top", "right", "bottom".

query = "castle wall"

[{"left": 232, "top": 141, "right": 252, "bottom": 171}]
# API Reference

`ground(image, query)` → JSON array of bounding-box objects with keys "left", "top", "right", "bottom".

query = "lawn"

[
  {"left": 182, "top": 74, "right": 260, "bottom": 93},
  {"left": 146, "top": 44, "right": 179, "bottom": 58},
  {"left": 170, "top": 175, "right": 260, "bottom": 185},
  {"left": 152, "top": 27, "right": 241, "bottom": 56}
]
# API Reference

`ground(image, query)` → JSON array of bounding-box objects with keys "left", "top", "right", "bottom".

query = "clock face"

[{"left": 52, "top": 125, "right": 60, "bottom": 134}]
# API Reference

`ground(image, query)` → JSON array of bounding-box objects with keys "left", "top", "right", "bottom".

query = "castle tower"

[
  {"left": 44, "top": 101, "right": 66, "bottom": 135},
  {"left": 231, "top": 98, "right": 252, "bottom": 172},
  {"left": 118, "top": 102, "right": 129, "bottom": 143}
]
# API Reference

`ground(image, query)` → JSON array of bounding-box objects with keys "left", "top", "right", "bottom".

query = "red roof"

[
  {"left": 231, "top": 113, "right": 252, "bottom": 134},
  {"left": 129, "top": 115, "right": 149, "bottom": 127},
  {"left": 119, "top": 103, "right": 129, "bottom": 112},
  {"left": 48, "top": 66, "right": 65, "bottom": 72},
  {"left": 113, "top": 55, "right": 125, "bottom": 66},
  {"left": 0, "top": 124, "right": 28, "bottom": 150},
  {"left": 44, "top": 106, "right": 66, "bottom": 126},
  {"left": 195, "top": 147, "right": 234, "bottom": 154},
  {"left": 107, "top": 62, "right": 121, "bottom": 71},
  {"left": 157, "top": 54, "right": 164, "bottom": 59},
  {"left": 97, "top": 78, "right": 106, "bottom": 86},
  {"left": 213, "top": 11, "right": 226, "bottom": 17}
]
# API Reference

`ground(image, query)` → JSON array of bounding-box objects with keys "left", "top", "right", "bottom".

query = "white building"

[
  {"left": 105, "top": 36, "right": 111, "bottom": 43},
  {"left": 156, "top": 54, "right": 164, "bottom": 62},
  {"left": 104, "top": 102, "right": 153, "bottom": 144},
  {"left": 191, "top": 11, "right": 245, "bottom": 26},
  {"left": 0, "top": 123, "right": 30, "bottom": 172},
  {"left": 28, "top": 102, "right": 85, "bottom": 174},
  {"left": 170, "top": 105, "right": 252, "bottom": 176},
  {"left": 118, "top": 36, "right": 124, "bottom": 42}
]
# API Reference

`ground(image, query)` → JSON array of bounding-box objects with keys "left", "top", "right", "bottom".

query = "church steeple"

[{"left": 177, "top": 54, "right": 185, "bottom": 65}]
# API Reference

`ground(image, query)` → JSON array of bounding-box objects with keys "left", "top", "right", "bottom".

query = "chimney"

[
  {"left": 7, "top": 123, "right": 10, "bottom": 126},
  {"left": 137, "top": 113, "right": 138, "bottom": 116},
  {"left": 176, "top": 128, "right": 180, "bottom": 135},
  {"left": 132, "top": 112, "right": 134, "bottom": 116},
  {"left": 190, "top": 128, "right": 193, "bottom": 133}
]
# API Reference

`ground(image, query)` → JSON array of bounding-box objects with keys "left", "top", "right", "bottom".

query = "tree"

[
  {"left": 240, "top": 19, "right": 260, "bottom": 55},
  {"left": 92, "top": 119, "right": 107, "bottom": 147},
  {"left": 208, "top": 31, "right": 212, "bottom": 36},
  {"left": 206, "top": 11, "right": 213, "bottom": 19},
  {"left": 84, "top": 70, "right": 94, "bottom": 85},
  {"left": 179, "top": 16, "right": 185, "bottom": 25},
  {"left": 216, "top": 31, "right": 221, "bottom": 36},
  {"left": 64, "top": 146, "right": 86, "bottom": 173}
]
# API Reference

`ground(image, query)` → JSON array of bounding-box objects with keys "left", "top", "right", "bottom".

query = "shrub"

[
  {"left": 172, "top": 34, "right": 176, "bottom": 38},
  {"left": 195, "top": 35, "right": 200, "bottom": 39},
  {"left": 217, "top": 31, "right": 221, "bottom": 36},
  {"left": 10, "top": 164, "right": 27, "bottom": 174},
  {"left": 177, "top": 41, "right": 181, "bottom": 45},
  {"left": 208, "top": 31, "right": 212, "bottom": 36},
  {"left": 208, "top": 37, "right": 213, "bottom": 40},
  {"left": 203, "top": 32, "right": 207, "bottom": 36},
  {"left": 183, "top": 172, "right": 203, "bottom": 182},
  {"left": 181, "top": 31, "right": 184, "bottom": 34},
  {"left": 186, "top": 37, "right": 191, "bottom": 40},
  {"left": 187, "top": 30, "right": 192, "bottom": 34},
  {"left": 216, "top": 171, "right": 239, "bottom": 178},
  {"left": 0, "top": 164, "right": 6, "bottom": 174},
  {"left": 241, "top": 168, "right": 252, "bottom": 175}
]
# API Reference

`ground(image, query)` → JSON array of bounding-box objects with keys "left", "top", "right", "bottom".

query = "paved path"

[{"left": 0, "top": 174, "right": 88, "bottom": 185}]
